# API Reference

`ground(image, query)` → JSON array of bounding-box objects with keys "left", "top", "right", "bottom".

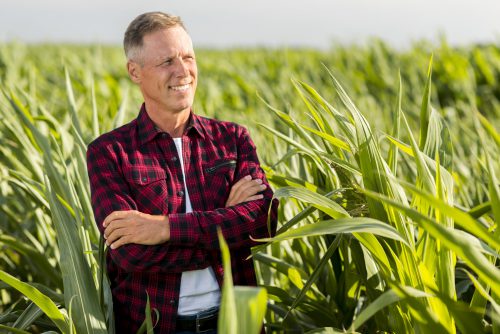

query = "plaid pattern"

[{"left": 86, "top": 104, "right": 278, "bottom": 333}]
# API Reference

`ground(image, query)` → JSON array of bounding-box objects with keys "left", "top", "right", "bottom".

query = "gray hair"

[{"left": 123, "top": 11, "right": 186, "bottom": 63}]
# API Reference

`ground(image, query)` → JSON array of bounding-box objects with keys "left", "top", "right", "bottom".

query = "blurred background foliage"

[{"left": 0, "top": 38, "right": 499, "bottom": 333}]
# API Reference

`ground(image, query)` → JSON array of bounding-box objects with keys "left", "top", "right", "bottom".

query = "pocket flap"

[{"left": 126, "top": 168, "right": 167, "bottom": 185}]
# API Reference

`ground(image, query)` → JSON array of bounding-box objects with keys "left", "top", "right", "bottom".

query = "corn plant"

[
  {"left": 0, "top": 40, "right": 499, "bottom": 333},
  {"left": 257, "top": 61, "right": 499, "bottom": 333}
]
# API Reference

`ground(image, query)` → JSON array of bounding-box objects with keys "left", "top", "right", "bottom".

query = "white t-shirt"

[{"left": 173, "top": 138, "right": 221, "bottom": 315}]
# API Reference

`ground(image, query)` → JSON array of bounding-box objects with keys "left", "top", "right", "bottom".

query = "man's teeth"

[{"left": 171, "top": 84, "right": 190, "bottom": 91}]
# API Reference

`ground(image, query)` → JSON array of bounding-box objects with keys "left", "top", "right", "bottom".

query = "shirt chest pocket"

[
  {"left": 124, "top": 167, "right": 168, "bottom": 214},
  {"left": 203, "top": 158, "right": 237, "bottom": 208}
]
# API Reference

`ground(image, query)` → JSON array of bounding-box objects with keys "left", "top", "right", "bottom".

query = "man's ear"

[{"left": 127, "top": 61, "right": 141, "bottom": 84}]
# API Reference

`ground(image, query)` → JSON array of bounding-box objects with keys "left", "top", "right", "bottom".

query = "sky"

[{"left": 1, "top": 0, "right": 499, "bottom": 49}]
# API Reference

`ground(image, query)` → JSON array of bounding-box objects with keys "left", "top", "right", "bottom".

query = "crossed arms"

[{"left": 102, "top": 175, "right": 267, "bottom": 249}]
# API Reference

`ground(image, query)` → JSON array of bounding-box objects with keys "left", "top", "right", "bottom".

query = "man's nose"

[{"left": 174, "top": 59, "right": 189, "bottom": 77}]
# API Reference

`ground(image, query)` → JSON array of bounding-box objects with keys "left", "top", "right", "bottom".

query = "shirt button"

[
  {"left": 161, "top": 133, "right": 167, "bottom": 138},
  {"left": 171, "top": 156, "right": 178, "bottom": 162},
  {"left": 141, "top": 177, "right": 147, "bottom": 182},
  {"left": 169, "top": 299, "right": 175, "bottom": 305},
  {"left": 177, "top": 190, "right": 184, "bottom": 197}
]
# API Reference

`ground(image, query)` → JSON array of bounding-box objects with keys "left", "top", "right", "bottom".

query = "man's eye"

[{"left": 158, "top": 59, "right": 172, "bottom": 66}]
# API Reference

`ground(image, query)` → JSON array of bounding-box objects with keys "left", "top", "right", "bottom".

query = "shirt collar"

[{"left": 137, "top": 103, "right": 206, "bottom": 146}]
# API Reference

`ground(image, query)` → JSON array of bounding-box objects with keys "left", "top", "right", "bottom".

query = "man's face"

[{"left": 128, "top": 26, "right": 198, "bottom": 115}]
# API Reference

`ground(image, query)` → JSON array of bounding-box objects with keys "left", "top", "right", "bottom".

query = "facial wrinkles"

[{"left": 143, "top": 29, "right": 194, "bottom": 67}]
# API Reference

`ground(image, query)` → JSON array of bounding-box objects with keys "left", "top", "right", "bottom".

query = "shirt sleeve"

[
  {"left": 168, "top": 126, "right": 279, "bottom": 250},
  {"left": 86, "top": 141, "right": 210, "bottom": 273}
]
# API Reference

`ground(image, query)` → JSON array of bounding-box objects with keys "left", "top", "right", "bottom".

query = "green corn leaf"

[
  {"left": 12, "top": 302, "right": 44, "bottom": 331},
  {"left": 44, "top": 175, "right": 107, "bottom": 333},
  {"left": 90, "top": 76, "right": 100, "bottom": 138},
  {"left": 64, "top": 68, "right": 84, "bottom": 139},
  {"left": 461, "top": 269, "right": 500, "bottom": 315},
  {"left": 253, "top": 253, "right": 309, "bottom": 279},
  {"left": 255, "top": 217, "right": 407, "bottom": 246},
  {"left": 273, "top": 186, "right": 350, "bottom": 219},
  {"left": 0, "top": 234, "right": 61, "bottom": 286},
  {"left": 467, "top": 201, "right": 492, "bottom": 219},
  {"left": 306, "top": 327, "right": 353, "bottom": 334},
  {"left": 218, "top": 228, "right": 267, "bottom": 334},
  {"left": 0, "top": 324, "right": 32, "bottom": 334},
  {"left": 419, "top": 55, "right": 433, "bottom": 151},
  {"left": 486, "top": 153, "right": 500, "bottom": 239},
  {"left": 297, "top": 122, "right": 351, "bottom": 152},
  {"left": 233, "top": 286, "right": 268, "bottom": 334},
  {"left": 349, "top": 287, "right": 429, "bottom": 331},
  {"left": 399, "top": 180, "right": 500, "bottom": 250},
  {"left": 218, "top": 228, "right": 238, "bottom": 334},
  {"left": 363, "top": 188, "right": 500, "bottom": 297},
  {"left": 387, "top": 71, "right": 403, "bottom": 174},
  {"left": 285, "top": 235, "right": 342, "bottom": 317},
  {"left": 0, "top": 270, "right": 70, "bottom": 333},
  {"left": 111, "top": 87, "right": 129, "bottom": 130},
  {"left": 477, "top": 112, "right": 500, "bottom": 147}
]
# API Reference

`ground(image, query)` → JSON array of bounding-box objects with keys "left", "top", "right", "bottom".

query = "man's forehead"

[
  {"left": 143, "top": 26, "right": 192, "bottom": 44},
  {"left": 155, "top": 30, "right": 191, "bottom": 43},
  {"left": 140, "top": 27, "right": 194, "bottom": 57}
]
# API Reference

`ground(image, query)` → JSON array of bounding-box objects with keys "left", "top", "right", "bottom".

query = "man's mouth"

[{"left": 170, "top": 83, "right": 190, "bottom": 92}]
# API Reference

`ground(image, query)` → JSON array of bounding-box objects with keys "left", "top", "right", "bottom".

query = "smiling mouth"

[{"left": 169, "top": 83, "right": 190, "bottom": 92}]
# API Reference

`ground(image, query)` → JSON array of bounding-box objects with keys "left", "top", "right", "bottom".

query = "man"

[{"left": 86, "top": 11, "right": 277, "bottom": 334}]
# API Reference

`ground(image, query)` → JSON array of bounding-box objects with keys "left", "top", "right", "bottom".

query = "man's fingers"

[
  {"left": 230, "top": 175, "right": 252, "bottom": 192},
  {"left": 226, "top": 177, "right": 267, "bottom": 207},
  {"left": 239, "top": 181, "right": 266, "bottom": 198},
  {"left": 104, "top": 217, "right": 139, "bottom": 241},
  {"left": 232, "top": 178, "right": 263, "bottom": 195},
  {"left": 105, "top": 226, "right": 130, "bottom": 246},
  {"left": 104, "top": 218, "right": 130, "bottom": 239},
  {"left": 226, "top": 176, "right": 254, "bottom": 205},
  {"left": 103, "top": 211, "right": 122, "bottom": 227},
  {"left": 109, "top": 234, "right": 133, "bottom": 249},
  {"left": 103, "top": 210, "right": 138, "bottom": 227},
  {"left": 242, "top": 194, "right": 264, "bottom": 202}
]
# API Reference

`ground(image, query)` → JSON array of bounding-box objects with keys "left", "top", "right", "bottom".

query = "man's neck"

[{"left": 145, "top": 104, "right": 191, "bottom": 138}]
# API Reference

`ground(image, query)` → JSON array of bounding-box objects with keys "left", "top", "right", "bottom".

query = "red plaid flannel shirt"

[{"left": 86, "top": 104, "right": 277, "bottom": 333}]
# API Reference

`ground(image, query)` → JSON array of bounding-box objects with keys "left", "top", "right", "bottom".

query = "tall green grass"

[
  {"left": 0, "top": 40, "right": 498, "bottom": 333},
  {"left": 258, "top": 66, "right": 499, "bottom": 333}
]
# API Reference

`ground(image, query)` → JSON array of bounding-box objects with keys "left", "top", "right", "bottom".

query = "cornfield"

[{"left": 0, "top": 39, "right": 499, "bottom": 333}]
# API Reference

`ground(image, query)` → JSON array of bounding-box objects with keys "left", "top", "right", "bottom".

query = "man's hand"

[
  {"left": 225, "top": 175, "right": 267, "bottom": 207},
  {"left": 103, "top": 210, "right": 170, "bottom": 249}
]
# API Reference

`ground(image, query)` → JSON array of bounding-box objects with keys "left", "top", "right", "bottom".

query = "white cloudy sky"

[{"left": 1, "top": 0, "right": 499, "bottom": 48}]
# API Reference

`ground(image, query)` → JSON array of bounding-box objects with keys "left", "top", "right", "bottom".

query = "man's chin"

[{"left": 171, "top": 105, "right": 193, "bottom": 114}]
